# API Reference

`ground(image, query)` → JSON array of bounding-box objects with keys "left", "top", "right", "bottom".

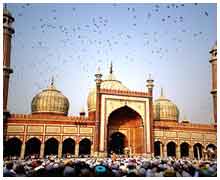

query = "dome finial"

[
  {"left": 51, "top": 76, "right": 54, "bottom": 86},
  {"left": 110, "top": 61, "right": 113, "bottom": 74},
  {"left": 161, "top": 87, "right": 164, "bottom": 96}
]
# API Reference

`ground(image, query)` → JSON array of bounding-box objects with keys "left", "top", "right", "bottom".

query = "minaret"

[
  {"left": 94, "top": 66, "right": 102, "bottom": 157},
  {"left": 110, "top": 61, "right": 113, "bottom": 74},
  {"left": 3, "top": 4, "right": 15, "bottom": 113},
  {"left": 146, "top": 74, "right": 154, "bottom": 156},
  {"left": 209, "top": 42, "right": 217, "bottom": 124}
]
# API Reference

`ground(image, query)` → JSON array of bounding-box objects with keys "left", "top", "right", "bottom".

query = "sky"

[{"left": 5, "top": 3, "right": 217, "bottom": 124}]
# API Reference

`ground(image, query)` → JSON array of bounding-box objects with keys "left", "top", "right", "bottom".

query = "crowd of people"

[{"left": 3, "top": 155, "right": 217, "bottom": 177}]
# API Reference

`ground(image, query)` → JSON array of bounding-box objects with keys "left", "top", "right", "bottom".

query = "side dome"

[
  {"left": 87, "top": 63, "right": 129, "bottom": 112},
  {"left": 153, "top": 89, "right": 179, "bottom": 121},
  {"left": 31, "top": 80, "right": 69, "bottom": 115}
]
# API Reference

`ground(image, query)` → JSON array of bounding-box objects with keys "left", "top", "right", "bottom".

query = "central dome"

[
  {"left": 87, "top": 63, "right": 129, "bottom": 112},
  {"left": 31, "top": 79, "right": 69, "bottom": 115}
]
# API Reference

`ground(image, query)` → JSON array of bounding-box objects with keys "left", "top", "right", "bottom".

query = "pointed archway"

[
  {"left": 193, "top": 143, "right": 203, "bottom": 160},
  {"left": 180, "top": 142, "right": 189, "bottom": 158},
  {"left": 154, "top": 141, "right": 161, "bottom": 157},
  {"left": 5, "top": 137, "right": 22, "bottom": 157},
  {"left": 62, "top": 138, "right": 75, "bottom": 156},
  {"left": 44, "top": 138, "right": 59, "bottom": 156},
  {"left": 25, "top": 137, "right": 41, "bottom": 157},
  {"left": 206, "top": 144, "right": 216, "bottom": 159},
  {"left": 108, "top": 105, "right": 144, "bottom": 155},
  {"left": 79, "top": 138, "right": 91, "bottom": 156},
  {"left": 167, "top": 141, "right": 176, "bottom": 157}
]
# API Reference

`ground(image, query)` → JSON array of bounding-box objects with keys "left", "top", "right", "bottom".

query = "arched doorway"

[
  {"left": 109, "top": 132, "right": 127, "bottom": 154},
  {"left": 193, "top": 143, "right": 203, "bottom": 160},
  {"left": 62, "top": 138, "right": 75, "bottom": 156},
  {"left": 25, "top": 137, "right": 41, "bottom": 157},
  {"left": 206, "top": 144, "right": 216, "bottom": 159},
  {"left": 108, "top": 106, "right": 144, "bottom": 155},
  {"left": 180, "top": 142, "right": 189, "bottom": 158},
  {"left": 44, "top": 138, "right": 59, "bottom": 156},
  {"left": 154, "top": 141, "right": 161, "bottom": 157},
  {"left": 5, "top": 137, "right": 22, "bottom": 157},
  {"left": 167, "top": 141, "right": 176, "bottom": 157},
  {"left": 79, "top": 138, "right": 91, "bottom": 156}
]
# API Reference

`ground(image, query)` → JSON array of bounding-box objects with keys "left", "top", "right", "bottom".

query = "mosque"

[{"left": 3, "top": 7, "right": 217, "bottom": 160}]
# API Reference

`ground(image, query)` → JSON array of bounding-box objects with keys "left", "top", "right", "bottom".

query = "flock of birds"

[{"left": 8, "top": 3, "right": 214, "bottom": 115}]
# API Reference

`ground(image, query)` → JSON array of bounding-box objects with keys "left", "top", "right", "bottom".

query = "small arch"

[
  {"left": 206, "top": 144, "right": 217, "bottom": 160},
  {"left": 79, "top": 138, "right": 91, "bottom": 157},
  {"left": 25, "top": 137, "right": 41, "bottom": 157},
  {"left": 62, "top": 138, "right": 75, "bottom": 156},
  {"left": 154, "top": 141, "right": 161, "bottom": 157},
  {"left": 167, "top": 141, "right": 176, "bottom": 157},
  {"left": 193, "top": 143, "right": 203, "bottom": 160},
  {"left": 44, "top": 138, "right": 59, "bottom": 156},
  {"left": 180, "top": 142, "right": 189, "bottom": 158},
  {"left": 108, "top": 132, "right": 127, "bottom": 155},
  {"left": 5, "top": 137, "right": 22, "bottom": 158},
  {"left": 206, "top": 143, "right": 216, "bottom": 150}
]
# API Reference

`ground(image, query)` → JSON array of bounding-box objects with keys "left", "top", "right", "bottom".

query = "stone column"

[
  {"left": 20, "top": 142, "right": 25, "bottom": 160},
  {"left": 75, "top": 143, "right": 79, "bottom": 157},
  {"left": 90, "top": 144, "right": 94, "bottom": 157},
  {"left": 196, "top": 146, "right": 200, "bottom": 160},
  {"left": 58, "top": 143, "right": 62, "bottom": 158},
  {"left": 176, "top": 144, "right": 180, "bottom": 159},
  {"left": 189, "top": 145, "right": 193, "bottom": 159},
  {"left": 163, "top": 143, "right": 167, "bottom": 159},
  {"left": 160, "top": 143, "right": 163, "bottom": 159},
  {"left": 40, "top": 143, "right": 45, "bottom": 159}
]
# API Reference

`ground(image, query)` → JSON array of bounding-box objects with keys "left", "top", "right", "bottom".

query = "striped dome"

[
  {"left": 31, "top": 80, "right": 69, "bottom": 115},
  {"left": 153, "top": 89, "right": 179, "bottom": 121}
]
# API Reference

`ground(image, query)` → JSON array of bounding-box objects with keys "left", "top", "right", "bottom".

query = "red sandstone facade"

[{"left": 3, "top": 7, "right": 217, "bottom": 160}]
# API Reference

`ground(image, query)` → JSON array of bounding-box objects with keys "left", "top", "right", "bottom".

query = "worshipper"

[
  {"left": 13, "top": 162, "right": 26, "bottom": 177},
  {"left": 3, "top": 161, "right": 16, "bottom": 177},
  {"left": 2, "top": 156, "right": 217, "bottom": 177}
]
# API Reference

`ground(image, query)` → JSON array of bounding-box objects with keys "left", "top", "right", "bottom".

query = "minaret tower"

[
  {"left": 209, "top": 42, "right": 217, "bottom": 124},
  {"left": 3, "top": 4, "right": 15, "bottom": 113}
]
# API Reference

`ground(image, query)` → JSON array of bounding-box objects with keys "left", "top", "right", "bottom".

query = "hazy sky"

[{"left": 6, "top": 3, "right": 216, "bottom": 124}]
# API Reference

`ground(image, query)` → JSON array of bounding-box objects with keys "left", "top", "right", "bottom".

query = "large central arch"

[{"left": 107, "top": 105, "right": 144, "bottom": 155}]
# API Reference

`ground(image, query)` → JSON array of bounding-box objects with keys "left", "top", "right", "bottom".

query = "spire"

[
  {"left": 96, "top": 66, "right": 101, "bottom": 75},
  {"left": 160, "top": 87, "right": 164, "bottom": 96},
  {"left": 110, "top": 61, "right": 113, "bottom": 74},
  {"left": 159, "top": 87, "right": 166, "bottom": 99},
  {"left": 106, "top": 61, "right": 117, "bottom": 81},
  {"left": 4, "top": 4, "right": 7, "bottom": 9},
  {"left": 48, "top": 76, "right": 56, "bottom": 89},
  {"left": 51, "top": 76, "right": 54, "bottom": 86}
]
